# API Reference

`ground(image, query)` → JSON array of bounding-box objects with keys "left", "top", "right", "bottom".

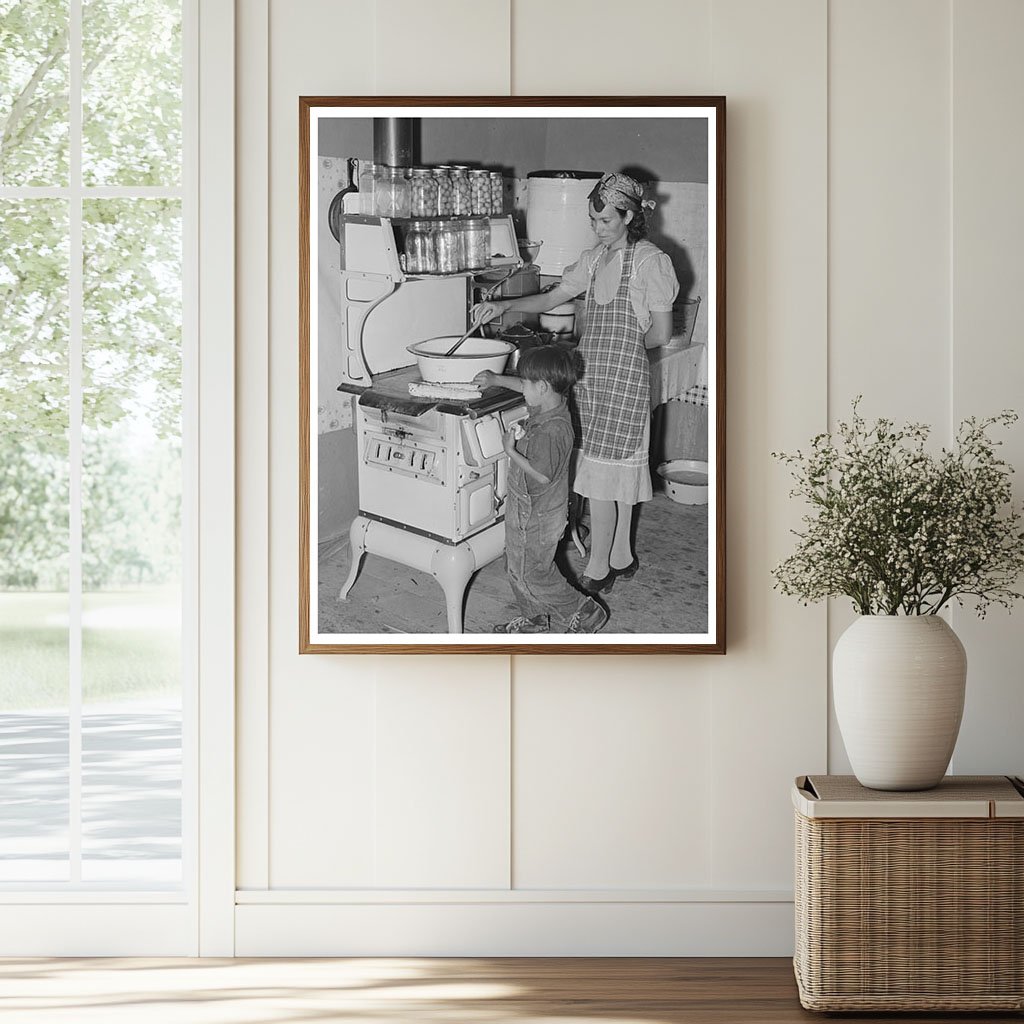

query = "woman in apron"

[{"left": 474, "top": 172, "right": 679, "bottom": 594}]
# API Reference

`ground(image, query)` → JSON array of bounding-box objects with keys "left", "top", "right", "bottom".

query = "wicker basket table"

[{"left": 793, "top": 774, "right": 1024, "bottom": 1012}]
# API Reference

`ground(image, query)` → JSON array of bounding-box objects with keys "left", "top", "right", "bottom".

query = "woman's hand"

[
  {"left": 471, "top": 300, "right": 505, "bottom": 325},
  {"left": 473, "top": 369, "right": 497, "bottom": 389}
]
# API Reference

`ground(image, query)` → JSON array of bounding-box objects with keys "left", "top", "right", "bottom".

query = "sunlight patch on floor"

[{"left": 0, "top": 958, "right": 681, "bottom": 1024}]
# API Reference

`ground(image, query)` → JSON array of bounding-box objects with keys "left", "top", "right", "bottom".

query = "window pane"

[
  {"left": 0, "top": 1, "right": 70, "bottom": 186},
  {"left": 0, "top": 199, "right": 70, "bottom": 880},
  {"left": 81, "top": 197, "right": 181, "bottom": 883},
  {"left": 82, "top": 0, "right": 181, "bottom": 187}
]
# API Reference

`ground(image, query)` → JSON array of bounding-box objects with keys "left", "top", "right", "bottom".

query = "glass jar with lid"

[
  {"left": 374, "top": 166, "right": 410, "bottom": 219},
  {"left": 434, "top": 219, "right": 464, "bottom": 274},
  {"left": 489, "top": 171, "right": 504, "bottom": 215},
  {"left": 409, "top": 168, "right": 439, "bottom": 219},
  {"left": 462, "top": 217, "right": 490, "bottom": 271},
  {"left": 469, "top": 169, "right": 492, "bottom": 216},
  {"left": 404, "top": 220, "right": 436, "bottom": 274},
  {"left": 449, "top": 167, "right": 472, "bottom": 218}
]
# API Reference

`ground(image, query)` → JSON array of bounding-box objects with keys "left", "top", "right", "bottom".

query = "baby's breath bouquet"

[{"left": 773, "top": 401, "right": 1024, "bottom": 617}]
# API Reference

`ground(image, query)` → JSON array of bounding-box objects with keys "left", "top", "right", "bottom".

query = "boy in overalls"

[{"left": 483, "top": 346, "right": 608, "bottom": 634}]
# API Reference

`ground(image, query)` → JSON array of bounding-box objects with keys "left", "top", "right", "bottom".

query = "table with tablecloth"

[
  {"left": 648, "top": 341, "right": 709, "bottom": 463},
  {"left": 648, "top": 340, "right": 708, "bottom": 408}
]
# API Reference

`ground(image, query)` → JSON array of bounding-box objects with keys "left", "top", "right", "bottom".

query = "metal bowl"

[
  {"left": 407, "top": 336, "right": 514, "bottom": 383},
  {"left": 657, "top": 459, "right": 709, "bottom": 505},
  {"left": 518, "top": 240, "right": 543, "bottom": 265}
]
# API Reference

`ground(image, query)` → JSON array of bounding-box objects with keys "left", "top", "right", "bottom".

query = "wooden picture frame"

[{"left": 300, "top": 96, "right": 725, "bottom": 653}]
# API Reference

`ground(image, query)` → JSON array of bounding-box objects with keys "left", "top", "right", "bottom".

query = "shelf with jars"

[
  {"left": 335, "top": 208, "right": 522, "bottom": 389},
  {"left": 336, "top": 213, "right": 522, "bottom": 283},
  {"left": 354, "top": 163, "right": 507, "bottom": 218}
]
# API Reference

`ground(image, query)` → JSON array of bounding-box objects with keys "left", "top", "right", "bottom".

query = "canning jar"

[
  {"left": 374, "top": 166, "right": 410, "bottom": 219},
  {"left": 359, "top": 162, "right": 379, "bottom": 215},
  {"left": 489, "top": 171, "right": 504, "bottom": 215},
  {"left": 409, "top": 167, "right": 438, "bottom": 219},
  {"left": 462, "top": 217, "right": 490, "bottom": 270},
  {"left": 434, "top": 219, "right": 463, "bottom": 274},
  {"left": 469, "top": 169, "right": 492, "bottom": 216},
  {"left": 433, "top": 166, "right": 455, "bottom": 216},
  {"left": 404, "top": 220, "right": 435, "bottom": 274},
  {"left": 450, "top": 167, "right": 472, "bottom": 218}
]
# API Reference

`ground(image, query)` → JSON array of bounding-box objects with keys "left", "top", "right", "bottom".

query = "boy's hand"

[
  {"left": 502, "top": 427, "right": 518, "bottom": 455},
  {"left": 473, "top": 369, "right": 497, "bottom": 388}
]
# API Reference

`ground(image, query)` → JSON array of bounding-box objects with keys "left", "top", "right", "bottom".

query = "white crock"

[{"left": 833, "top": 615, "right": 967, "bottom": 791}]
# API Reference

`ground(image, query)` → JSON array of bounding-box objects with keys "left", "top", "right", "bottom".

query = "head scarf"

[{"left": 589, "top": 172, "right": 656, "bottom": 213}]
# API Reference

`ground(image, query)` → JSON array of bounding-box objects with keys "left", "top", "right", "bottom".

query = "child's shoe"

[
  {"left": 566, "top": 598, "right": 609, "bottom": 634},
  {"left": 494, "top": 613, "right": 549, "bottom": 633}
]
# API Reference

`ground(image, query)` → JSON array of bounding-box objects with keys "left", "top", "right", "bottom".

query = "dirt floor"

[{"left": 318, "top": 489, "right": 709, "bottom": 636}]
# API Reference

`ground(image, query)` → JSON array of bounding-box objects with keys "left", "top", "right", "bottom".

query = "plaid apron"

[{"left": 576, "top": 243, "right": 649, "bottom": 461}]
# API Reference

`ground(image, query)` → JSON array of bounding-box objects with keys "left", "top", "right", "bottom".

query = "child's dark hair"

[{"left": 517, "top": 344, "right": 576, "bottom": 395}]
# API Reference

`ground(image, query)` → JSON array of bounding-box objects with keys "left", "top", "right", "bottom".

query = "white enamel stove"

[{"left": 339, "top": 365, "right": 527, "bottom": 633}]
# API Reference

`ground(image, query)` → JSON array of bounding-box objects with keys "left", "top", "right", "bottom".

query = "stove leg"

[
  {"left": 430, "top": 545, "right": 477, "bottom": 635},
  {"left": 339, "top": 515, "right": 370, "bottom": 601}
]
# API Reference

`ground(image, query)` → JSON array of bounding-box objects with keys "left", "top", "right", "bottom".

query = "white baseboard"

[
  {"left": 0, "top": 904, "right": 195, "bottom": 956},
  {"left": 235, "top": 897, "right": 795, "bottom": 957}
]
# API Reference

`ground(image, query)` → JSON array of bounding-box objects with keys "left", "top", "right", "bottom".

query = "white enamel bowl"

[
  {"left": 407, "top": 336, "right": 514, "bottom": 383},
  {"left": 657, "top": 459, "right": 709, "bottom": 504}
]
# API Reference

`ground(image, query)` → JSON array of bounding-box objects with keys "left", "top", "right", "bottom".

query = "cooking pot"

[
  {"left": 407, "top": 336, "right": 514, "bottom": 384},
  {"left": 539, "top": 300, "right": 576, "bottom": 334},
  {"left": 497, "top": 324, "right": 540, "bottom": 371}
]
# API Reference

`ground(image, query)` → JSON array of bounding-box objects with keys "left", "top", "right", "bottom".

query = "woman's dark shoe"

[
  {"left": 609, "top": 556, "right": 640, "bottom": 580},
  {"left": 579, "top": 569, "right": 616, "bottom": 595}
]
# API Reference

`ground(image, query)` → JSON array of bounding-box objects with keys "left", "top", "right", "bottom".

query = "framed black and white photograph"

[{"left": 299, "top": 97, "right": 725, "bottom": 653}]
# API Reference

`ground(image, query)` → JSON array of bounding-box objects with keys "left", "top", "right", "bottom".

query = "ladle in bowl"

[{"left": 442, "top": 312, "right": 486, "bottom": 356}]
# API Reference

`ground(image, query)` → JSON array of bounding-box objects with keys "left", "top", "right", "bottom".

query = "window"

[{"left": 1, "top": 0, "right": 191, "bottom": 890}]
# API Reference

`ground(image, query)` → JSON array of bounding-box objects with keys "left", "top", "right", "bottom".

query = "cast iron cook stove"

[{"left": 338, "top": 365, "right": 527, "bottom": 634}]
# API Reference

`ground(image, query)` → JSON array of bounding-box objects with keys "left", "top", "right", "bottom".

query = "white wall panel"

[
  {"left": 263, "top": 0, "right": 377, "bottom": 888},
  {"left": 269, "top": 664, "right": 378, "bottom": 886},
  {"left": 706, "top": 0, "right": 828, "bottom": 889},
  {"left": 828, "top": 0, "right": 950, "bottom": 425},
  {"left": 264, "top": 1, "right": 516, "bottom": 893},
  {"left": 376, "top": 0, "right": 510, "bottom": 95},
  {"left": 513, "top": 656, "right": 713, "bottom": 889},
  {"left": 948, "top": 0, "right": 1024, "bottom": 778},
  {"left": 373, "top": 662, "right": 511, "bottom": 888},
  {"left": 512, "top": 0, "right": 712, "bottom": 94}
]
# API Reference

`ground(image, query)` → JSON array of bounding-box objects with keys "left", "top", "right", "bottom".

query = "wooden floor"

[
  {"left": 0, "top": 957, "right": 1020, "bottom": 1023},
  {"left": 318, "top": 488, "right": 709, "bottom": 636}
]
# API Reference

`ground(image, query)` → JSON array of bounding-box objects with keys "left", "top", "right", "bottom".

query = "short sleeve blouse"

[{"left": 560, "top": 240, "right": 679, "bottom": 332}]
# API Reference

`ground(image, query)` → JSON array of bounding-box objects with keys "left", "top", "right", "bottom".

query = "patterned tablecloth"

[{"left": 648, "top": 342, "right": 708, "bottom": 409}]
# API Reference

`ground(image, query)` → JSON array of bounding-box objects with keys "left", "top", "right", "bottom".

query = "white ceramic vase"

[{"left": 833, "top": 615, "right": 967, "bottom": 791}]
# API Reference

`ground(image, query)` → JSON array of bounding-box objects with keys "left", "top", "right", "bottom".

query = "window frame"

[{"left": 0, "top": 0, "right": 235, "bottom": 955}]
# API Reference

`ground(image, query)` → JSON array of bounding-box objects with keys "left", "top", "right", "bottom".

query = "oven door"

[{"left": 458, "top": 468, "right": 500, "bottom": 538}]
